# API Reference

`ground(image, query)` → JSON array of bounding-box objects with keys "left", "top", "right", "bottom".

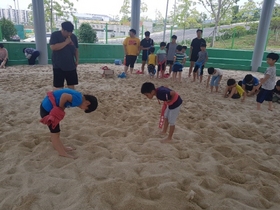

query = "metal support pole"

[
  {"left": 16, "top": 0, "right": 20, "bottom": 24},
  {"left": 141, "top": 25, "right": 144, "bottom": 40},
  {"left": 163, "top": 0, "right": 169, "bottom": 42},
  {"left": 105, "top": 23, "right": 108, "bottom": 44},
  {"left": 131, "top": 0, "right": 141, "bottom": 37},
  {"left": 251, "top": 0, "right": 275, "bottom": 71},
  {"left": 32, "top": 0, "right": 48, "bottom": 65}
]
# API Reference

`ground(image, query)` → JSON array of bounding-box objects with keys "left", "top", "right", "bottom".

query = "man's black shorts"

[
  {"left": 142, "top": 50, "right": 149, "bottom": 61},
  {"left": 53, "top": 68, "right": 78, "bottom": 88},
  {"left": 166, "top": 60, "right": 174, "bottom": 65},
  {"left": 190, "top": 54, "right": 198, "bottom": 62},
  {"left": 125, "top": 55, "right": 137, "bottom": 68},
  {"left": 40, "top": 104, "right": 60, "bottom": 133}
]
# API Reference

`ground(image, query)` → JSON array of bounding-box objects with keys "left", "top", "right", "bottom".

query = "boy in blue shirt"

[
  {"left": 141, "top": 82, "right": 182, "bottom": 143},
  {"left": 172, "top": 45, "right": 186, "bottom": 82},
  {"left": 192, "top": 43, "right": 208, "bottom": 83},
  {"left": 40, "top": 88, "right": 98, "bottom": 158},
  {"left": 238, "top": 74, "right": 259, "bottom": 96}
]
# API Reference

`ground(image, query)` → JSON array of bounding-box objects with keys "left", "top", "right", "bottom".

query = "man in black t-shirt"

[
  {"left": 140, "top": 31, "right": 154, "bottom": 74},
  {"left": 50, "top": 21, "right": 79, "bottom": 89},
  {"left": 188, "top": 29, "right": 206, "bottom": 77}
]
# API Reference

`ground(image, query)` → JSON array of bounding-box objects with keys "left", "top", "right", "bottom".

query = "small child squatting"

[
  {"left": 141, "top": 82, "right": 183, "bottom": 143},
  {"left": 40, "top": 88, "right": 98, "bottom": 159},
  {"left": 256, "top": 53, "right": 279, "bottom": 111},
  {"left": 224, "top": 79, "right": 246, "bottom": 102}
]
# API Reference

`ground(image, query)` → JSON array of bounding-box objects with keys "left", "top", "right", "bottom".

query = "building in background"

[{"left": 0, "top": 8, "right": 30, "bottom": 25}]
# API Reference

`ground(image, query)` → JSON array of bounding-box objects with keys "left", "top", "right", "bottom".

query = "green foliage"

[
  {"left": 0, "top": 18, "right": 17, "bottom": 41},
  {"left": 247, "top": 22, "right": 258, "bottom": 35},
  {"left": 235, "top": 0, "right": 260, "bottom": 23},
  {"left": 28, "top": 0, "right": 78, "bottom": 30},
  {"left": 270, "top": 17, "right": 280, "bottom": 33},
  {"left": 78, "top": 23, "right": 97, "bottom": 43},
  {"left": 272, "top": 3, "right": 280, "bottom": 18}
]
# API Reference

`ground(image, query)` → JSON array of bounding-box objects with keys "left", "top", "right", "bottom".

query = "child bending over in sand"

[
  {"left": 206, "top": 67, "right": 223, "bottom": 93},
  {"left": 224, "top": 79, "right": 246, "bottom": 102},
  {"left": 40, "top": 88, "right": 98, "bottom": 158},
  {"left": 256, "top": 53, "right": 279, "bottom": 111},
  {"left": 141, "top": 82, "right": 183, "bottom": 143},
  {"left": 272, "top": 80, "right": 280, "bottom": 103}
]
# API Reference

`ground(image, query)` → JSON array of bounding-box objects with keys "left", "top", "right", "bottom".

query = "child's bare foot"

[
  {"left": 268, "top": 108, "right": 273, "bottom": 111},
  {"left": 59, "top": 153, "right": 78, "bottom": 159},
  {"left": 64, "top": 146, "right": 76, "bottom": 151},
  {"left": 160, "top": 138, "right": 173, "bottom": 143}
]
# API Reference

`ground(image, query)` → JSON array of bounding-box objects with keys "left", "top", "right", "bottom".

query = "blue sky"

[{"left": 0, "top": 0, "right": 270, "bottom": 20}]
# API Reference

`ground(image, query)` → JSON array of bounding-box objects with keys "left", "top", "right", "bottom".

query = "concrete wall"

[{"left": 3, "top": 42, "right": 280, "bottom": 76}]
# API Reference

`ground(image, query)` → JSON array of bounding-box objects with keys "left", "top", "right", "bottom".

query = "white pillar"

[
  {"left": 251, "top": 0, "right": 275, "bottom": 72},
  {"left": 131, "top": 0, "right": 141, "bottom": 37},
  {"left": 32, "top": 0, "right": 48, "bottom": 65}
]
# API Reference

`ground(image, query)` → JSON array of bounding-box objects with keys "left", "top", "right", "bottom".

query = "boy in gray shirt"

[
  {"left": 192, "top": 43, "right": 208, "bottom": 83},
  {"left": 166, "top": 35, "right": 178, "bottom": 75},
  {"left": 256, "top": 53, "right": 279, "bottom": 111}
]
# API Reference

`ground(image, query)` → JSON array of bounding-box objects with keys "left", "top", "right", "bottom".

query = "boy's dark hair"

[
  {"left": 276, "top": 80, "right": 280, "bottom": 86},
  {"left": 84, "top": 95, "right": 98, "bottom": 113},
  {"left": 197, "top": 29, "right": 203, "bottom": 33},
  {"left": 61, "top": 21, "right": 74, "bottom": 32},
  {"left": 145, "top": 31, "right": 150, "bottom": 37},
  {"left": 130, "top": 29, "right": 136, "bottom": 35},
  {"left": 160, "top": 42, "right": 166, "bottom": 47},
  {"left": 208, "top": 67, "right": 215, "bottom": 74},
  {"left": 244, "top": 74, "right": 253, "bottom": 83},
  {"left": 171, "top": 35, "right": 177, "bottom": 39},
  {"left": 149, "top": 47, "right": 155, "bottom": 53},
  {"left": 141, "top": 82, "right": 156, "bottom": 94},
  {"left": 182, "top": 46, "right": 187, "bottom": 50},
  {"left": 0, "top": 43, "right": 4, "bottom": 48},
  {"left": 176, "top": 45, "right": 183, "bottom": 51},
  {"left": 267, "top": 53, "right": 279, "bottom": 62},
  {"left": 22, "top": 48, "right": 26, "bottom": 53},
  {"left": 200, "top": 43, "right": 207, "bottom": 47},
  {"left": 227, "top": 79, "right": 236, "bottom": 86}
]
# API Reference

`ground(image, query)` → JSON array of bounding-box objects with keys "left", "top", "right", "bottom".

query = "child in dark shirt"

[
  {"left": 272, "top": 80, "right": 280, "bottom": 103},
  {"left": 141, "top": 82, "right": 183, "bottom": 143}
]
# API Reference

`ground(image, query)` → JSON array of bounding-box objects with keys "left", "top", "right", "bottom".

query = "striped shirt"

[{"left": 174, "top": 52, "right": 185, "bottom": 63}]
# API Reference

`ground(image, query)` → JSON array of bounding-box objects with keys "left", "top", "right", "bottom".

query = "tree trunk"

[
  {"left": 183, "top": 24, "right": 186, "bottom": 43},
  {"left": 276, "top": 30, "right": 279, "bottom": 42},
  {"left": 211, "top": 21, "right": 218, "bottom": 47}
]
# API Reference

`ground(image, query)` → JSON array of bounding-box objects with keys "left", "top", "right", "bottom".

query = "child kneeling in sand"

[
  {"left": 272, "top": 80, "right": 280, "bottom": 103},
  {"left": 40, "top": 88, "right": 98, "bottom": 159},
  {"left": 141, "top": 82, "right": 183, "bottom": 143},
  {"left": 224, "top": 79, "right": 246, "bottom": 102}
]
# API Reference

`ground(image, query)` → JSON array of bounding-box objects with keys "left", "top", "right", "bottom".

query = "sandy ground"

[{"left": 0, "top": 63, "right": 280, "bottom": 210}]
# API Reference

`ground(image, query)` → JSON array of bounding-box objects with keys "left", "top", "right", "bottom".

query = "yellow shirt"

[
  {"left": 148, "top": 54, "right": 156, "bottom": 65},
  {"left": 236, "top": 84, "right": 244, "bottom": 96},
  {"left": 123, "top": 37, "right": 140, "bottom": 56}
]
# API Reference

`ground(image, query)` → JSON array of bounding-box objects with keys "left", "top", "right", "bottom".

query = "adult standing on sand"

[
  {"left": 188, "top": 29, "right": 206, "bottom": 77},
  {"left": 50, "top": 21, "right": 79, "bottom": 89}
]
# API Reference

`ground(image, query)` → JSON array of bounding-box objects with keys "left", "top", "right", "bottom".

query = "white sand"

[{"left": 0, "top": 64, "right": 280, "bottom": 210}]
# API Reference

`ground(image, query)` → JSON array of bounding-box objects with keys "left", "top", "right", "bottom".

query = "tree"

[
  {"left": 270, "top": 17, "right": 280, "bottom": 41},
  {"left": 28, "top": 0, "right": 78, "bottom": 31},
  {"left": 272, "top": 2, "right": 280, "bottom": 18},
  {"left": 236, "top": 0, "right": 259, "bottom": 23},
  {"left": 0, "top": 18, "right": 17, "bottom": 41},
  {"left": 78, "top": 23, "right": 97, "bottom": 43},
  {"left": 155, "top": 9, "right": 164, "bottom": 24},
  {"left": 198, "top": 0, "right": 239, "bottom": 47}
]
